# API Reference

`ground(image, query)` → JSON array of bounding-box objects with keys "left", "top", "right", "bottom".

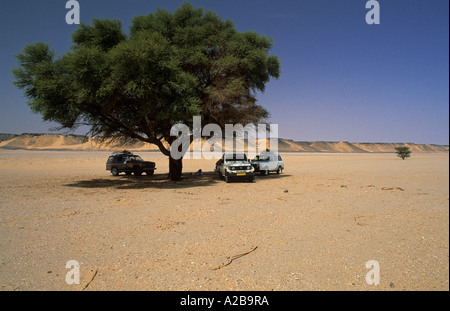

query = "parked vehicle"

[
  {"left": 251, "top": 151, "right": 284, "bottom": 175},
  {"left": 106, "top": 151, "right": 156, "bottom": 176},
  {"left": 215, "top": 153, "right": 255, "bottom": 183}
]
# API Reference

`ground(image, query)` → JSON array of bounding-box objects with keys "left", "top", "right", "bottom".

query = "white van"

[{"left": 250, "top": 151, "right": 284, "bottom": 176}]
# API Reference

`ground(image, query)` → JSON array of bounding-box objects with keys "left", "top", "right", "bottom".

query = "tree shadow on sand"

[
  {"left": 64, "top": 171, "right": 220, "bottom": 190},
  {"left": 65, "top": 171, "right": 291, "bottom": 190}
]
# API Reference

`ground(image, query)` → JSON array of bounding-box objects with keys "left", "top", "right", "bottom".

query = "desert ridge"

[{"left": 0, "top": 133, "right": 448, "bottom": 153}]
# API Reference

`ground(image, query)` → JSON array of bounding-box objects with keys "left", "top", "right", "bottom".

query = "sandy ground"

[{"left": 0, "top": 150, "right": 448, "bottom": 291}]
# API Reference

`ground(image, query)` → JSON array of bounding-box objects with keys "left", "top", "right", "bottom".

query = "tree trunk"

[{"left": 168, "top": 155, "right": 183, "bottom": 181}]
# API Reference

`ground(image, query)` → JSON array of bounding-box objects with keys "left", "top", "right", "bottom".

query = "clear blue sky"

[{"left": 0, "top": 0, "right": 448, "bottom": 144}]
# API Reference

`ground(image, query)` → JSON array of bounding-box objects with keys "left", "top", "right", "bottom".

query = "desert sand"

[{"left": 0, "top": 150, "right": 448, "bottom": 291}]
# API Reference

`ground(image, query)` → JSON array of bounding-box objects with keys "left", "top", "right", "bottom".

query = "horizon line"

[{"left": 0, "top": 132, "right": 448, "bottom": 147}]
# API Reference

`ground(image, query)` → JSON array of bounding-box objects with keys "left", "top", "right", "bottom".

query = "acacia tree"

[
  {"left": 395, "top": 146, "right": 411, "bottom": 160},
  {"left": 12, "top": 3, "right": 280, "bottom": 180}
]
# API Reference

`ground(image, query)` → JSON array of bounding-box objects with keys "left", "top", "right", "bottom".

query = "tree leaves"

[
  {"left": 12, "top": 2, "right": 280, "bottom": 154},
  {"left": 72, "top": 19, "right": 126, "bottom": 51}
]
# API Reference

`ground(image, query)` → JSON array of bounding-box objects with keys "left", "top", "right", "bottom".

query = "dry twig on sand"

[
  {"left": 81, "top": 269, "right": 98, "bottom": 291},
  {"left": 212, "top": 246, "right": 258, "bottom": 270}
]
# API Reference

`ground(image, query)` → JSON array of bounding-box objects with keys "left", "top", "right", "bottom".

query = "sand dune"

[
  {"left": 353, "top": 142, "right": 449, "bottom": 153},
  {"left": 0, "top": 134, "right": 160, "bottom": 151},
  {"left": 0, "top": 133, "right": 448, "bottom": 153},
  {"left": 308, "top": 141, "right": 368, "bottom": 153}
]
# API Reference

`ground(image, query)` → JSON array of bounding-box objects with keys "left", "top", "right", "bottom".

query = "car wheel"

[
  {"left": 249, "top": 176, "right": 255, "bottom": 183},
  {"left": 111, "top": 167, "right": 119, "bottom": 176},
  {"left": 225, "top": 175, "right": 230, "bottom": 183},
  {"left": 260, "top": 170, "right": 269, "bottom": 176},
  {"left": 146, "top": 170, "right": 154, "bottom": 176},
  {"left": 133, "top": 166, "right": 143, "bottom": 176},
  {"left": 277, "top": 167, "right": 283, "bottom": 174}
]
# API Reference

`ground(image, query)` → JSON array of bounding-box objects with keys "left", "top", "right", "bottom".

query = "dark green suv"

[{"left": 106, "top": 151, "right": 156, "bottom": 176}]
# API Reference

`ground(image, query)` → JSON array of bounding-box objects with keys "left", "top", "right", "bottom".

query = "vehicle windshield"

[
  {"left": 253, "top": 155, "right": 269, "bottom": 161},
  {"left": 225, "top": 154, "right": 247, "bottom": 161}
]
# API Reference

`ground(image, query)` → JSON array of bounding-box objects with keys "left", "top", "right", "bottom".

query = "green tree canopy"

[
  {"left": 395, "top": 146, "right": 412, "bottom": 160},
  {"left": 12, "top": 2, "right": 280, "bottom": 180}
]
